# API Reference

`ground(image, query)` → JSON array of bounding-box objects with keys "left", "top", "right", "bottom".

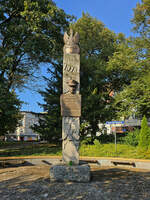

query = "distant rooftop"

[{"left": 21, "top": 111, "right": 46, "bottom": 115}]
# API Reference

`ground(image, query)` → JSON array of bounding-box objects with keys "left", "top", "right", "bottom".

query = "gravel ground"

[{"left": 0, "top": 165, "right": 150, "bottom": 200}]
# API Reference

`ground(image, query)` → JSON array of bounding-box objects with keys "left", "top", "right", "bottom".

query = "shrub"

[
  {"left": 98, "top": 133, "right": 114, "bottom": 143},
  {"left": 122, "top": 129, "right": 140, "bottom": 146},
  {"left": 138, "top": 116, "right": 150, "bottom": 151},
  {"left": 80, "top": 137, "right": 93, "bottom": 145},
  {"left": 93, "top": 139, "right": 101, "bottom": 147}
]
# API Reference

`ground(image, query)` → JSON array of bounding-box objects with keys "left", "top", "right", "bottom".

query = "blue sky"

[{"left": 19, "top": 0, "right": 141, "bottom": 113}]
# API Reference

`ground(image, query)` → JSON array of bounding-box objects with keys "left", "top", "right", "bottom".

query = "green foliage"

[
  {"left": 80, "top": 137, "right": 93, "bottom": 145},
  {"left": 36, "top": 12, "right": 143, "bottom": 142},
  {"left": 138, "top": 116, "right": 150, "bottom": 150},
  {"left": 36, "top": 13, "right": 123, "bottom": 142},
  {"left": 132, "top": 0, "right": 150, "bottom": 34},
  {"left": 98, "top": 133, "right": 114, "bottom": 144},
  {"left": 106, "top": 1, "right": 150, "bottom": 119},
  {"left": 0, "top": 0, "right": 72, "bottom": 89},
  {"left": 107, "top": 43, "right": 139, "bottom": 92},
  {"left": 71, "top": 13, "right": 124, "bottom": 141},
  {"left": 115, "top": 0, "right": 150, "bottom": 118},
  {"left": 81, "top": 132, "right": 116, "bottom": 146},
  {"left": 132, "top": 0, "right": 150, "bottom": 69},
  {"left": 2, "top": 141, "right": 150, "bottom": 160},
  {"left": 32, "top": 62, "right": 62, "bottom": 143},
  {"left": 79, "top": 143, "right": 140, "bottom": 158},
  {"left": 0, "top": 143, "right": 61, "bottom": 157},
  {"left": 0, "top": 0, "right": 72, "bottom": 137},
  {"left": 114, "top": 77, "right": 150, "bottom": 118},
  {"left": 107, "top": 38, "right": 146, "bottom": 119},
  {"left": 93, "top": 139, "right": 101, "bottom": 147},
  {"left": 121, "top": 129, "right": 140, "bottom": 146},
  {"left": 0, "top": 79, "right": 22, "bottom": 136},
  {"left": 80, "top": 121, "right": 91, "bottom": 140}
]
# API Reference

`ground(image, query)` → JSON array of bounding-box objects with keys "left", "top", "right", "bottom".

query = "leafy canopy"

[
  {"left": 112, "top": 0, "right": 150, "bottom": 119},
  {"left": 0, "top": 0, "right": 73, "bottom": 89},
  {"left": 0, "top": 0, "right": 72, "bottom": 136},
  {"left": 34, "top": 13, "right": 130, "bottom": 142}
]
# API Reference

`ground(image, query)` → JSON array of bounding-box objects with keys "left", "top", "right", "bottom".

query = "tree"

[
  {"left": 107, "top": 42, "right": 142, "bottom": 119},
  {"left": 132, "top": 0, "right": 150, "bottom": 62},
  {"left": 33, "top": 62, "right": 62, "bottom": 143},
  {"left": 132, "top": 0, "right": 150, "bottom": 35},
  {"left": 113, "top": 75, "right": 150, "bottom": 119},
  {"left": 0, "top": 0, "right": 72, "bottom": 136},
  {"left": 112, "top": 0, "right": 150, "bottom": 119},
  {"left": 0, "top": 79, "right": 22, "bottom": 136},
  {"left": 71, "top": 13, "right": 127, "bottom": 141},
  {"left": 35, "top": 13, "right": 129, "bottom": 142},
  {"left": 0, "top": 0, "right": 72, "bottom": 90},
  {"left": 106, "top": 42, "right": 139, "bottom": 91},
  {"left": 138, "top": 115, "right": 150, "bottom": 150}
]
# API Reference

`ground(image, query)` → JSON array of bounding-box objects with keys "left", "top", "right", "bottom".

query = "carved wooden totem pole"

[
  {"left": 60, "top": 29, "right": 81, "bottom": 164},
  {"left": 50, "top": 30, "right": 90, "bottom": 183}
]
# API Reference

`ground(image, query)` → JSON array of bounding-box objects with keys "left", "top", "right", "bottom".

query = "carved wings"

[
  {"left": 64, "top": 29, "right": 79, "bottom": 45},
  {"left": 64, "top": 32, "right": 70, "bottom": 44},
  {"left": 73, "top": 32, "right": 79, "bottom": 44}
]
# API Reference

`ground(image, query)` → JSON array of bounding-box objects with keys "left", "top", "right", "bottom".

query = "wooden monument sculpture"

[
  {"left": 50, "top": 30, "right": 90, "bottom": 182},
  {"left": 60, "top": 29, "right": 81, "bottom": 164}
]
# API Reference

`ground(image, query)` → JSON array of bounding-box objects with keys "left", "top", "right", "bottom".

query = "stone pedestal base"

[{"left": 50, "top": 164, "right": 90, "bottom": 182}]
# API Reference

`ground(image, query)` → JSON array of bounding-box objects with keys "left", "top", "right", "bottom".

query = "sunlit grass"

[
  {"left": 1, "top": 142, "right": 150, "bottom": 159},
  {"left": 79, "top": 143, "right": 150, "bottom": 159}
]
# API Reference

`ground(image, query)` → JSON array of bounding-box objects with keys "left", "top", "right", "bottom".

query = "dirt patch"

[{"left": 0, "top": 165, "right": 150, "bottom": 199}]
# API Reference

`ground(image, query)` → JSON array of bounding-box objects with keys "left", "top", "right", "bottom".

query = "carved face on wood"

[{"left": 67, "top": 79, "right": 78, "bottom": 94}]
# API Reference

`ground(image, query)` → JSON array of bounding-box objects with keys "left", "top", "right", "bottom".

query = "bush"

[
  {"left": 138, "top": 116, "right": 150, "bottom": 151},
  {"left": 80, "top": 137, "right": 93, "bottom": 145},
  {"left": 93, "top": 139, "right": 101, "bottom": 147},
  {"left": 98, "top": 133, "right": 114, "bottom": 143},
  {"left": 122, "top": 129, "right": 140, "bottom": 146}
]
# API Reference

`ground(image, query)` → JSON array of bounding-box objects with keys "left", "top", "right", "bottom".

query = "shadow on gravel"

[
  {"left": 0, "top": 161, "right": 34, "bottom": 169},
  {"left": 0, "top": 166, "right": 150, "bottom": 199},
  {"left": 91, "top": 167, "right": 143, "bottom": 181}
]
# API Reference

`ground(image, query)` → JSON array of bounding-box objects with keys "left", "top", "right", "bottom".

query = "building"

[
  {"left": 98, "top": 118, "right": 150, "bottom": 135},
  {"left": 6, "top": 111, "right": 43, "bottom": 141}
]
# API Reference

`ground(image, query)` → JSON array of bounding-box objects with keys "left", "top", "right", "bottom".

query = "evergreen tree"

[
  {"left": 71, "top": 14, "right": 128, "bottom": 141},
  {"left": 33, "top": 62, "right": 62, "bottom": 143},
  {"left": 35, "top": 13, "right": 129, "bottom": 142},
  {"left": 0, "top": 79, "right": 22, "bottom": 136},
  {"left": 138, "top": 116, "right": 150, "bottom": 150}
]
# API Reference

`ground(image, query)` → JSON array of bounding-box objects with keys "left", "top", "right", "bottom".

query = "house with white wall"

[{"left": 6, "top": 111, "right": 43, "bottom": 141}]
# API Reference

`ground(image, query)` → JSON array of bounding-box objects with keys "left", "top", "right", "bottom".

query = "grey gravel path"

[{"left": 0, "top": 165, "right": 150, "bottom": 200}]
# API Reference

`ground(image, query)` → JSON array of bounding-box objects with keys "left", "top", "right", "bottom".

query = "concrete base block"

[{"left": 50, "top": 164, "right": 91, "bottom": 182}]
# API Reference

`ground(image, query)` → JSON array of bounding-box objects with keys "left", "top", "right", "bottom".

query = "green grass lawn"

[
  {"left": 80, "top": 143, "right": 150, "bottom": 159},
  {"left": 0, "top": 143, "right": 62, "bottom": 157},
  {"left": 0, "top": 142, "right": 150, "bottom": 159}
]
